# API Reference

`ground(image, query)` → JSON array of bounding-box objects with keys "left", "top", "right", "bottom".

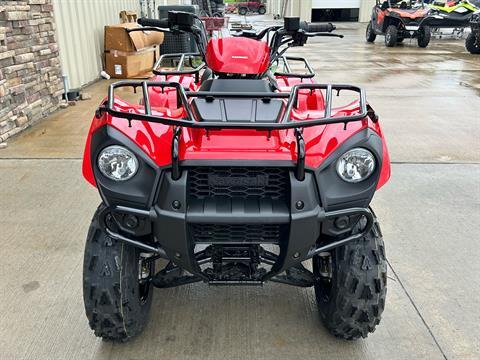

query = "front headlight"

[
  {"left": 98, "top": 145, "right": 138, "bottom": 181},
  {"left": 336, "top": 148, "right": 376, "bottom": 183}
]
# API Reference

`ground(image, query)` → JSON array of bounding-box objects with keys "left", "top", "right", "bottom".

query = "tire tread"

[
  {"left": 83, "top": 204, "right": 153, "bottom": 342},
  {"left": 315, "top": 218, "right": 387, "bottom": 340}
]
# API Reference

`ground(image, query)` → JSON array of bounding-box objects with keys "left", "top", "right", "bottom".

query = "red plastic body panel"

[
  {"left": 205, "top": 37, "right": 271, "bottom": 75},
  {"left": 82, "top": 73, "right": 391, "bottom": 190}
]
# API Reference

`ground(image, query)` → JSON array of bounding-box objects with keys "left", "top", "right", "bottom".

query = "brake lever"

[
  {"left": 305, "top": 32, "right": 344, "bottom": 38},
  {"left": 127, "top": 27, "right": 174, "bottom": 34},
  {"left": 232, "top": 30, "right": 260, "bottom": 39}
]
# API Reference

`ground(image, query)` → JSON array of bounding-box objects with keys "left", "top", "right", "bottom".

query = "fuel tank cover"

[{"left": 205, "top": 37, "right": 271, "bottom": 75}]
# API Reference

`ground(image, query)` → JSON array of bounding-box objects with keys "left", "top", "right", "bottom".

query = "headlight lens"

[
  {"left": 98, "top": 145, "right": 138, "bottom": 181},
  {"left": 336, "top": 148, "right": 376, "bottom": 183}
]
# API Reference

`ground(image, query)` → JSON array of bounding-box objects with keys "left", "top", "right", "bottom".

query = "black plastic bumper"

[{"left": 99, "top": 170, "right": 374, "bottom": 285}]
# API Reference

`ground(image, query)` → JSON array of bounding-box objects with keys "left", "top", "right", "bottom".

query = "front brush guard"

[{"left": 98, "top": 203, "right": 374, "bottom": 288}]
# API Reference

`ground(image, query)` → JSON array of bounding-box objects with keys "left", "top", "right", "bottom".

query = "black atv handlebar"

[
  {"left": 137, "top": 11, "right": 342, "bottom": 77},
  {"left": 138, "top": 17, "right": 169, "bottom": 28}
]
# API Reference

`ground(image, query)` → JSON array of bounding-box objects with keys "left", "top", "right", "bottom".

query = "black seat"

[{"left": 199, "top": 79, "right": 274, "bottom": 93}]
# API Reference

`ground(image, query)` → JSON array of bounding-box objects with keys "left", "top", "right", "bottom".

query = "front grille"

[
  {"left": 187, "top": 167, "right": 289, "bottom": 201},
  {"left": 190, "top": 224, "right": 286, "bottom": 244}
]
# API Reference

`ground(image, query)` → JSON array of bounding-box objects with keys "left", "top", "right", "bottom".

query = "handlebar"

[
  {"left": 138, "top": 17, "right": 169, "bottom": 28},
  {"left": 300, "top": 22, "right": 336, "bottom": 33},
  {"left": 137, "top": 12, "right": 342, "bottom": 77}
]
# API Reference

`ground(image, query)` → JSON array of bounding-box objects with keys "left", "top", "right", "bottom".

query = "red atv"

[
  {"left": 367, "top": 0, "right": 433, "bottom": 47},
  {"left": 237, "top": 1, "right": 267, "bottom": 15},
  {"left": 82, "top": 12, "right": 391, "bottom": 342}
]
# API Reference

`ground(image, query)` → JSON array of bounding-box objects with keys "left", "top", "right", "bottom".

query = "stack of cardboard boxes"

[{"left": 104, "top": 23, "right": 164, "bottom": 79}]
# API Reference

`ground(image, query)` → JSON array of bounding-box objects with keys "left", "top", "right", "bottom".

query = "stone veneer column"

[{"left": 0, "top": 0, "right": 63, "bottom": 143}]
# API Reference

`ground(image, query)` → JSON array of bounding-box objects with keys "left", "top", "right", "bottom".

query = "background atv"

[
  {"left": 367, "top": 0, "right": 433, "bottom": 47},
  {"left": 466, "top": 10, "right": 480, "bottom": 53},
  {"left": 82, "top": 12, "right": 391, "bottom": 342},
  {"left": 237, "top": 1, "right": 266, "bottom": 16}
]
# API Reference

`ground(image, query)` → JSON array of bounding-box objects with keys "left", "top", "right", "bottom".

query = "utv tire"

[
  {"left": 366, "top": 22, "right": 377, "bottom": 43},
  {"left": 385, "top": 25, "right": 398, "bottom": 47},
  {"left": 258, "top": 6, "right": 267, "bottom": 15},
  {"left": 239, "top": 7, "right": 248, "bottom": 15},
  {"left": 417, "top": 26, "right": 431, "bottom": 48},
  {"left": 83, "top": 204, "right": 154, "bottom": 342},
  {"left": 466, "top": 33, "right": 480, "bottom": 54},
  {"left": 313, "top": 218, "right": 387, "bottom": 340}
]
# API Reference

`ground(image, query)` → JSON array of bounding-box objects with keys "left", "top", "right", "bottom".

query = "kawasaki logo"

[
  {"left": 208, "top": 174, "right": 268, "bottom": 187},
  {"left": 232, "top": 55, "right": 249, "bottom": 59}
]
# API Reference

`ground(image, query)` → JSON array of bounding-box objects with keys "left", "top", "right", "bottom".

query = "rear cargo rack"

[
  {"left": 274, "top": 56, "right": 315, "bottom": 79},
  {"left": 152, "top": 52, "right": 205, "bottom": 83},
  {"left": 105, "top": 80, "right": 368, "bottom": 180}
]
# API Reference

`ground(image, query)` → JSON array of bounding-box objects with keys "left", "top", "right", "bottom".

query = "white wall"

[
  {"left": 268, "top": 0, "right": 377, "bottom": 23},
  {"left": 312, "top": 0, "right": 360, "bottom": 9},
  {"left": 287, "top": 0, "right": 313, "bottom": 21},
  {"left": 359, "top": 0, "right": 376, "bottom": 22},
  {"left": 53, "top": 0, "right": 141, "bottom": 89}
]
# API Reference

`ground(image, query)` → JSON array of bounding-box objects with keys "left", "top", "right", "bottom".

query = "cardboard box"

[
  {"left": 104, "top": 23, "right": 164, "bottom": 52},
  {"left": 105, "top": 47, "right": 159, "bottom": 79}
]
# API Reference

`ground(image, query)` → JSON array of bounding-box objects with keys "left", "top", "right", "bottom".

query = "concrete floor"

[{"left": 1, "top": 21, "right": 479, "bottom": 360}]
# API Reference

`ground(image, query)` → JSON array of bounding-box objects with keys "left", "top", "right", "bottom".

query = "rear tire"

[
  {"left": 258, "top": 6, "right": 266, "bottom": 15},
  {"left": 366, "top": 22, "right": 377, "bottom": 43},
  {"left": 83, "top": 204, "right": 154, "bottom": 342},
  {"left": 385, "top": 25, "right": 398, "bottom": 47},
  {"left": 313, "top": 217, "right": 387, "bottom": 340},
  {"left": 417, "top": 26, "right": 431, "bottom": 48},
  {"left": 465, "top": 32, "right": 480, "bottom": 54}
]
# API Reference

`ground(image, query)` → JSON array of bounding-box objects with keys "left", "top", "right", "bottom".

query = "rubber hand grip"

[
  {"left": 302, "top": 22, "right": 336, "bottom": 33},
  {"left": 138, "top": 18, "right": 169, "bottom": 28}
]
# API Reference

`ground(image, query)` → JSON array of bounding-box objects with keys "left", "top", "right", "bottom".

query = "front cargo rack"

[
  {"left": 106, "top": 80, "right": 368, "bottom": 130},
  {"left": 104, "top": 80, "right": 369, "bottom": 181}
]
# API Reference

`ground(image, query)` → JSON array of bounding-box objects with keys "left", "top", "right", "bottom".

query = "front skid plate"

[{"left": 150, "top": 261, "right": 315, "bottom": 288}]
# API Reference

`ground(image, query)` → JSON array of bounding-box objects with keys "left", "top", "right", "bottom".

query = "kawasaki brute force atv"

[
  {"left": 82, "top": 12, "right": 391, "bottom": 342},
  {"left": 367, "top": 0, "right": 433, "bottom": 47},
  {"left": 466, "top": 10, "right": 480, "bottom": 53}
]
